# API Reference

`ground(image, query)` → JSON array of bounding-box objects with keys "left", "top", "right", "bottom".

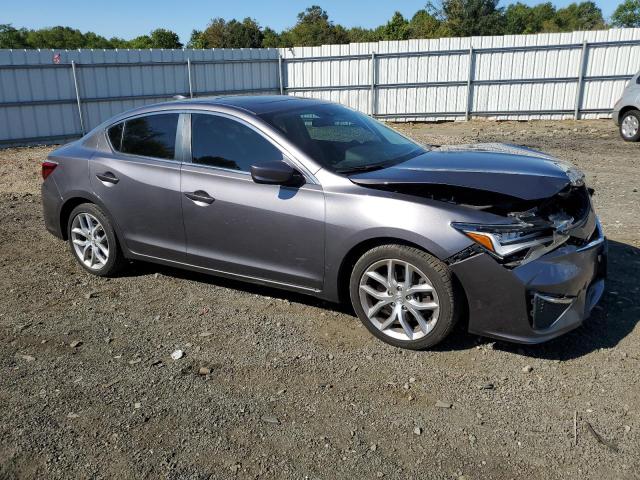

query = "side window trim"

[
  {"left": 104, "top": 111, "right": 180, "bottom": 163},
  {"left": 184, "top": 110, "right": 317, "bottom": 184}
]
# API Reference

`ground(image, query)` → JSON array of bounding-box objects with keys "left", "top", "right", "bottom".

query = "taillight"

[{"left": 42, "top": 161, "right": 58, "bottom": 180}]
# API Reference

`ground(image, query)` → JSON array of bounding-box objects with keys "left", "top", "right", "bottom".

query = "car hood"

[{"left": 349, "top": 143, "right": 584, "bottom": 201}]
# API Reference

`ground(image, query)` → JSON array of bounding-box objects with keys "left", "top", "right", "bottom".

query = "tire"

[
  {"left": 349, "top": 245, "right": 458, "bottom": 350},
  {"left": 66, "top": 203, "right": 126, "bottom": 277},
  {"left": 620, "top": 110, "right": 640, "bottom": 142}
]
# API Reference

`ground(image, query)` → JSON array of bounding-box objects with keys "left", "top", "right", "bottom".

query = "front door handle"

[
  {"left": 96, "top": 172, "right": 119, "bottom": 184},
  {"left": 184, "top": 190, "right": 215, "bottom": 205}
]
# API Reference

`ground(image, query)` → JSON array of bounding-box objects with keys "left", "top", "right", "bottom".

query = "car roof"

[{"left": 149, "top": 95, "right": 331, "bottom": 116}]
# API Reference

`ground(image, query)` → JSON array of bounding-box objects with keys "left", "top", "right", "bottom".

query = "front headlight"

[
  {"left": 451, "top": 221, "right": 570, "bottom": 266},
  {"left": 452, "top": 222, "right": 551, "bottom": 258}
]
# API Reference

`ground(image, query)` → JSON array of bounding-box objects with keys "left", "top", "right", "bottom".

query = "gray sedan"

[{"left": 41, "top": 96, "right": 606, "bottom": 349}]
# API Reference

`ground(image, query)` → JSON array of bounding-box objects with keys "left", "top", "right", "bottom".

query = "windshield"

[{"left": 258, "top": 103, "right": 427, "bottom": 174}]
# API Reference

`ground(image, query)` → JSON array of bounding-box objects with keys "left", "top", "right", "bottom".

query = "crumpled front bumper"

[{"left": 450, "top": 220, "right": 607, "bottom": 344}]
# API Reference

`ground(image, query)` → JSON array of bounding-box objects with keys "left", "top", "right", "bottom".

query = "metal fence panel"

[{"left": 1, "top": 28, "right": 640, "bottom": 145}]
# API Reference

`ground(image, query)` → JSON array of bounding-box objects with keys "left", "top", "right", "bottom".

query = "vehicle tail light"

[{"left": 42, "top": 161, "right": 58, "bottom": 180}]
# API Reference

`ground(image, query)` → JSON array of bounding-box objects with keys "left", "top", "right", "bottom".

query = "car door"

[
  {"left": 180, "top": 112, "right": 325, "bottom": 291},
  {"left": 90, "top": 112, "right": 186, "bottom": 261}
]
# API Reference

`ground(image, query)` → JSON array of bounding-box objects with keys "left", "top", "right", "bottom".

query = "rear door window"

[
  {"left": 120, "top": 113, "right": 180, "bottom": 160},
  {"left": 107, "top": 122, "right": 124, "bottom": 151},
  {"left": 190, "top": 113, "right": 283, "bottom": 171}
]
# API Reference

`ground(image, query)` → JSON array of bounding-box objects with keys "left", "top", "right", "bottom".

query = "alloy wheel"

[
  {"left": 621, "top": 114, "right": 639, "bottom": 139},
  {"left": 358, "top": 259, "right": 440, "bottom": 341},
  {"left": 70, "top": 213, "right": 109, "bottom": 270}
]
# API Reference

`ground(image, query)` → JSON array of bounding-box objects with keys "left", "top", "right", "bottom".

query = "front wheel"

[
  {"left": 349, "top": 245, "right": 458, "bottom": 350},
  {"left": 620, "top": 110, "right": 640, "bottom": 142}
]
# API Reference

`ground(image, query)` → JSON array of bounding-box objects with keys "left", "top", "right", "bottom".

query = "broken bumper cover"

[{"left": 451, "top": 220, "right": 606, "bottom": 344}]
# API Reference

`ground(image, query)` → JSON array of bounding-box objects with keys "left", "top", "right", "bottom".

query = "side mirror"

[{"left": 250, "top": 161, "right": 304, "bottom": 186}]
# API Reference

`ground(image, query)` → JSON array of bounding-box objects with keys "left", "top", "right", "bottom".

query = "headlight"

[{"left": 452, "top": 222, "right": 552, "bottom": 258}]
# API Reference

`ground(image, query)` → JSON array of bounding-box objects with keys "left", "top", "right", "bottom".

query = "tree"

[
  {"left": 199, "top": 17, "right": 264, "bottom": 48},
  {"left": 225, "top": 18, "right": 264, "bottom": 48},
  {"left": 187, "top": 30, "right": 206, "bottom": 49},
  {"left": 0, "top": 24, "right": 29, "bottom": 48},
  {"left": 549, "top": 2, "right": 606, "bottom": 31},
  {"left": 440, "top": 0, "right": 505, "bottom": 37},
  {"left": 283, "top": 5, "right": 350, "bottom": 46},
  {"left": 503, "top": 2, "right": 556, "bottom": 34},
  {"left": 382, "top": 12, "right": 410, "bottom": 40},
  {"left": 25, "top": 26, "right": 87, "bottom": 49},
  {"left": 148, "top": 28, "right": 182, "bottom": 48},
  {"left": 408, "top": 9, "right": 443, "bottom": 38},
  {"left": 347, "top": 27, "right": 382, "bottom": 43},
  {"left": 612, "top": 0, "right": 640, "bottom": 27},
  {"left": 262, "top": 27, "right": 282, "bottom": 47}
]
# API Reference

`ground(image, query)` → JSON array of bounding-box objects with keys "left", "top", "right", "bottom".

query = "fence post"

[
  {"left": 574, "top": 40, "right": 588, "bottom": 120},
  {"left": 465, "top": 46, "right": 474, "bottom": 121},
  {"left": 370, "top": 52, "right": 376, "bottom": 116},
  {"left": 187, "top": 58, "right": 193, "bottom": 98},
  {"left": 278, "top": 52, "right": 284, "bottom": 95},
  {"left": 70, "top": 61, "right": 85, "bottom": 136}
]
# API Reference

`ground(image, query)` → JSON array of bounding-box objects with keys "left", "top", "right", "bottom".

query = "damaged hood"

[{"left": 349, "top": 143, "right": 584, "bottom": 201}]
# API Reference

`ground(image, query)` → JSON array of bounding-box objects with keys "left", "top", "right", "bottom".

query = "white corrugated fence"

[{"left": 1, "top": 28, "right": 639, "bottom": 145}]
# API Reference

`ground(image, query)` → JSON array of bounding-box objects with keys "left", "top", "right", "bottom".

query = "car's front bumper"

[{"left": 450, "top": 221, "right": 607, "bottom": 344}]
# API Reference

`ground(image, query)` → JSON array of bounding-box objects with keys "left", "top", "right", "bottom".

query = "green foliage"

[
  {"left": 0, "top": 24, "right": 29, "bottom": 48},
  {"left": 612, "top": 0, "right": 640, "bottom": 27},
  {"left": 280, "top": 5, "right": 350, "bottom": 47},
  {"left": 199, "top": 17, "right": 263, "bottom": 48},
  {"left": 0, "top": 2, "right": 620, "bottom": 50},
  {"left": 408, "top": 9, "right": 443, "bottom": 39},
  {"left": 382, "top": 12, "right": 410, "bottom": 40},
  {"left": 550, "top": 2, "right": 606, "bottom": 31},
  {"left": 504, "top": 2, "right": 556, "bottom": 34},
  {"left": 440, "top": 0, "right": 505, "bottom": 37}
]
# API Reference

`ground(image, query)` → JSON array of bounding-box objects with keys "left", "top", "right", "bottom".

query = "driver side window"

[{"left": 191, "top": 114, "right": 283, "bottom": 172}]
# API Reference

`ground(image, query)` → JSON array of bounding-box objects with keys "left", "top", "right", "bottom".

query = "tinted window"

[
  {"left": 107, "top": 122, "right": 124, "bottom": 151},
  {"left": 121, "top": 114, "right": 179, "bottom": 160},
  {"left": 191, "top": 114, "right": 283, "bottom": 171},
  {"left": 259, "top": 104, "right": 425, "bottom": 174}
]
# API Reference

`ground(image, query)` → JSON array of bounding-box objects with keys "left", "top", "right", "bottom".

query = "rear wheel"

[
  {"left": 349, "top": 244, "right": 458, "bottom": 350},
  {"left": 67, "top": 203, "right": 125, "bottom": 276},
  {"left": 620, "top": 110, "right": 640, "bottom": 142}
]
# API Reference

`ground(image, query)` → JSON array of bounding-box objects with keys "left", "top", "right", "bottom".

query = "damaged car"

[{"left": 41, "top": 96, "right": 606, "bottom": 349}]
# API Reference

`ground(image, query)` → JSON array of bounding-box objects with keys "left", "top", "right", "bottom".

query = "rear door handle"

[
  {"left": 184, "top": 190, "right": 215, "bottom": 205},
  {"left": 96, "top": 172, "right": 119, "bottom": 184}
]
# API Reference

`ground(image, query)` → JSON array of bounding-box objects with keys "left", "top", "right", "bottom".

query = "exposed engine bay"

[{"left": 355, "top": 182, "right": 595, "bottom": 268}]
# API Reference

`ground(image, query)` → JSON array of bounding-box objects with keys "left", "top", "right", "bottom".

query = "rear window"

[{"left": 116, "top": 113, "right": 179, "bottom": 160}]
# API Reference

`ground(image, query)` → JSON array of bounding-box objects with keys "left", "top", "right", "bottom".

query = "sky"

[{"left": 3, "top": 0, "right": 623, "bottom": 44}]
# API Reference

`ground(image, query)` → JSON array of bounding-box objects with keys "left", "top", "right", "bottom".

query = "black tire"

[
  {"left": 620, "top": 110, "right": 640, "bottom": 142},
  {"left": 349, "top": 244, "right": 458, "bottom": 350},
  {"left": 66, "top": 203, "right": 126, "bottom": 277}
]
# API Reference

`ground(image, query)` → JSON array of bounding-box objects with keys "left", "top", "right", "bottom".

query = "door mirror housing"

[{"left": 250, "top": 161, "right": 304, "bottom": 186}]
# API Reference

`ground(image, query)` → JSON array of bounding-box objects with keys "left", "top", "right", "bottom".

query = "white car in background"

[{"left": 613, "top": 71, "right": 640, "bottom": 142}]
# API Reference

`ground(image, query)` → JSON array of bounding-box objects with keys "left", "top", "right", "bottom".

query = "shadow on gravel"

[
  {"left": 122, "top": 240, "right": 638, "bottom": 359},
  {"left": 122, "top": 261, "right": 354, "bottom": 315}
]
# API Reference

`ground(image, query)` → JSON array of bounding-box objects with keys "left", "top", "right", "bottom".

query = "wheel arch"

[
  {"left": 58, "top": 192, "right": 129, "bottom": 254},
  {"left": 335, "top": 237, "right": 442, "bottom": 305},
  {"left": 618, "top": 105, "right": 639, "bottom": 123}
]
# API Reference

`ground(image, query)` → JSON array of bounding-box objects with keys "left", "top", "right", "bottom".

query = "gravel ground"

[{"left": 1, "top": 120, "right": 639, "bottom": 480}]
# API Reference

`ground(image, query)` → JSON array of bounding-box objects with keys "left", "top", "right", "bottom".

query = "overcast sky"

[{"left": 4, "top": 0, "right": 622, "bottom": 44}]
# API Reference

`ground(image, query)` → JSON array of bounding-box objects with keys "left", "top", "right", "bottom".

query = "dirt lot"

[{"left": 1, "top": 120, "right": 639, "bottom": 480}]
